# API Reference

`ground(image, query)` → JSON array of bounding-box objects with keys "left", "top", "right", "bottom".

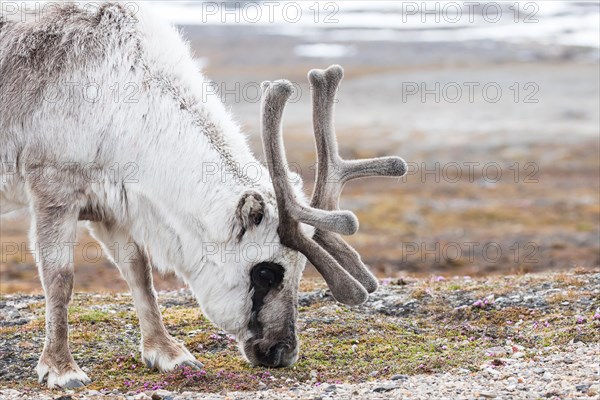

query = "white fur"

[
  {"left": 1, "top": 1, "right": 309, "bottom": 349},
  {"left": 141, "top": 342, "right": 201, "bottom": 372},
  {"left": 36, "top": 361, "right": 91, "bottom": 389}
]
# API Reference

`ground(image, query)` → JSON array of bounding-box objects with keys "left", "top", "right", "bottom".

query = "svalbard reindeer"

[{"left": 0, "top": 2, "right": 406, "bottom": 389}]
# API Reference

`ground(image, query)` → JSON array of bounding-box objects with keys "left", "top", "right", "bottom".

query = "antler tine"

[
  {"left": 307, "top": 65, "right": 407, "bottom": 293},
  {"left": 309, "top": 65, "right": 407, "bottom": 209},
  {"left": 260, "top": 80, "right": 359, "bottom": 236},
  {"left": 260, "top": 80, "right": 368, "bottom": 305}
]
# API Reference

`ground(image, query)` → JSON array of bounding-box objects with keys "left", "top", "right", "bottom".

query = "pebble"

[
  {"left": 575, "top": 384, "right": 590, "bottom": 392},
  {"left": 541, "top": 371, "right": 553, "bottom": 381},
  {"left": 373, "top": 384, "right": 399, "bottom": 393},
  {"left": 151, "top": 389, "right": 172, "bottom": 400},
  {"left": 324, "top": 385, "right": 336, "bottom": 392}
]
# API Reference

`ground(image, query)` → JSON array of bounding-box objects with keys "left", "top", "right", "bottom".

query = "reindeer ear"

[{"left": 236, "top": 191, "right": 266, "bottom": 234}]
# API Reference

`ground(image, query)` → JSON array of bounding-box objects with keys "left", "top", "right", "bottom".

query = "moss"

[{"left": 72, "top": 308, "right": 112, "bottom": 324}]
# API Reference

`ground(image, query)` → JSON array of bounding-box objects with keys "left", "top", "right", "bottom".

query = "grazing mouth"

[{"left": 243, "top": 337, "right": 298, "bottom": 368}]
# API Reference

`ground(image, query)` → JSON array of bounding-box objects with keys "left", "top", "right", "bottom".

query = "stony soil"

[{"left": 0, "top": 271, "right": 598, "bottom": 399}]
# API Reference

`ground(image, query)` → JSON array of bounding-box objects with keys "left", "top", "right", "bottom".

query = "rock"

[
  {"left": 484, "top": 367, "right": 500, "bottom": 377},
  {"left": 491, "top": 359, "right": 505, "bottom": 367},
  {"left": 486, "top": 346, "right": 509, "bottom": 356},
  {"left": 480, "top": 392, "right": 497, "bottom": 398},
  {"left": 544, "top": 391, "right": 561, "bottom": 398},
  {"left": 533, "top": 368, "right": 545, "bottom": 374},
  {"left": 151, "top": 390, "right": 171, "bottom": 400},
  {"left": 0, "top": 390, "right": 21, "bottom": 397},
  {"left": 391, "top": 374, "right": 408, "bottom": 381},
  {"left": 324, "top": 385, "right": 336, "bottom": 392},
  {"left": 133, "top": 394, "right": 151, "bottom": 400},
  {"left": 575, "top": 384, "right": 590, "bottom": 392},
  {"left": 373, "top": 384, "right": 399, "bottom": 393},
  {"left": 541, "top": 371, "right": 553, "bottom": 381}
]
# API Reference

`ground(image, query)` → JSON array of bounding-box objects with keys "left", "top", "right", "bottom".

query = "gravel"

[{"left": 1, "top": 341, "right": 598, "bottom": 399}]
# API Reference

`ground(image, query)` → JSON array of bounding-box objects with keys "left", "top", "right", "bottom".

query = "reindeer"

[{"left": 0, "top": 2, "right": 406, "bottom": 388}]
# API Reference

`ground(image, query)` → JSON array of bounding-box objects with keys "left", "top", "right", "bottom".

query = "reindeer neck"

[{"left": 119, "top": 60, "right": 273, "bottom": 275}]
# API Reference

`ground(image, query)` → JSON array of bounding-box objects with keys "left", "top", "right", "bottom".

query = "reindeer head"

[{"left": 196, "top": 65, "right": 406, "bottom": 368}]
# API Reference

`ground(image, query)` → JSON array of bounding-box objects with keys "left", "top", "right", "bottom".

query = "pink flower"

[
  {"left": 473, "top": 298, "right": 493, "bottom": 309},
  {"left": 576, "top": 316, "right": 585, "bottom": 324}
]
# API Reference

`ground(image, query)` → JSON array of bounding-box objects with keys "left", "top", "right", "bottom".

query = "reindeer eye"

[{"left": 251, "top": 262, "right": 284, "bottom": 289}]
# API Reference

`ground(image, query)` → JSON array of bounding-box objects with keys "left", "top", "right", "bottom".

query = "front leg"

[
  {"left": 31, "top": 203, "right": 91, "bottom": 388},
  {"left": 90, "top": 224, "right": 203, "bottom": 371}
]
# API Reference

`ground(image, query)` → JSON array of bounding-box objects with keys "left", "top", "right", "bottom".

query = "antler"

[
  {"left": 261, "top": 80, "right": 368, "bottom": 305},
  {"left": 308, "top": 65, "right": 407, "bottom": 294},
  {"left": 260, "top": 66, "right": 406, "bottom": 306}
]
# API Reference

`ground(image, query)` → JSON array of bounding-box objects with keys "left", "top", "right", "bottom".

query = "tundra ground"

[{"left": 0, "top": 271, "right": 598, "bottom": 399}]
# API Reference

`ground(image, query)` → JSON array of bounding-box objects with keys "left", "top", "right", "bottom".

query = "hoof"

[
  {"left": 142, "top": 339, "right": 203, "bottom": 372},
  {"left": 61, "top": 378, "right": 88, "bottom": 389},
  {"left": 177, "top": 359, "right": 204, "bottom": 370},
  {"left": 37, "top": 361, "right": 91, "bottom": 389}
]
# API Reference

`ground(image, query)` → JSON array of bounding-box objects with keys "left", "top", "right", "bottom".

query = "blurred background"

[{"left": 1, "top": 1, "right": 599, "bottom": 293}]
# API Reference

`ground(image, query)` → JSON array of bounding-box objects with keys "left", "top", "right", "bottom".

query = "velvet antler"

[
  {"left": 308, "top": 65, "right": 406, "bottom": 293},
  {"left": 260, "top": 66, "right": 407, "bottom": 305}
]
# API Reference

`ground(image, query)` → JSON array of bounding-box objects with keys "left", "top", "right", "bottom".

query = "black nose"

[{"left": 255, "top": 342, "right": 296, "bottom": 367}]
